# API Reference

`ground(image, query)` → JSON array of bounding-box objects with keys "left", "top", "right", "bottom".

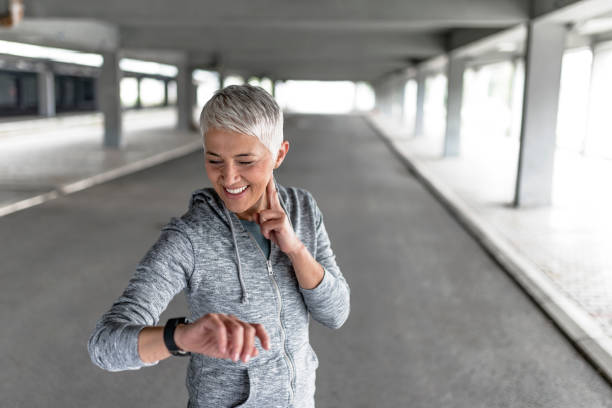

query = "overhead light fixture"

[
  {"left": 119, "top": 58, "right": 178, "bottom": 77},
  {"left": 0, "top": 40, "right": 103, "bottom": 66},
  {"left": 575, "top": 18, "right": 612, "bottom": 36}
]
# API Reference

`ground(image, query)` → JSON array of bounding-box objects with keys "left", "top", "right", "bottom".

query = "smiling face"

[{"left": 204, "top": 127, "right": 289, "bottom": 221}]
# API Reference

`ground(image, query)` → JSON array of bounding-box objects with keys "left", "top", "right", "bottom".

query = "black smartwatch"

[{"left": 163, "top": 317, "right": 191, "bottom": 357}]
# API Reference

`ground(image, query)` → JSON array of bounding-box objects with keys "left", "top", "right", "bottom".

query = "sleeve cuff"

[
  {"left": 129, "top": 325, "right": 161, "bottom": 369},
  {"left": 299, "top": 267, "right": 333, "bottom": 299}
]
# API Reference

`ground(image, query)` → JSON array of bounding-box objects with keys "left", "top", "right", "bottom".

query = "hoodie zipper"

[{"left": 244, "top": 228, "right": 296, "bottom": 404}]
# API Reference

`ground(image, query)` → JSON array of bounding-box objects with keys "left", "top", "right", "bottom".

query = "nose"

[{"left": 221, "top": 163, "right": 240, "bottom": 184}]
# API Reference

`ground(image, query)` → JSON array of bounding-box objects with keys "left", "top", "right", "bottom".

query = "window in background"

[
  {"left": 120, "top": 77, "right": 138, "bottom": 108},
  {"left": 259, "top": 78, "right": 274, "bottom": 95},
  {"left": 0, "top": 72, "right": 18, "bottom": 108},
  {"left": 55, "top": 75, "right": 96, "bottom": 112},
  {"left": 557, "top": 47, "right": 593, "bottom": 153},
  {"left": 194, "top": 70, "right": 220, "bottom": 107},
  {"left": 20, "top": 75, "right": 38, "bottom": 109},
  {"left": 423, "top": 73, "right": 447, "bottom": 139},
  {"left": 276, "top": 80, "right": 355, "bottom": 114},
  {"left": 354, "top": 81, "right": 375, "bottom": 112},
  {"left": 223, "top": 75, "right": 244, "bottom": 87},
  {"left": 509, "top": 58, "right": 524, "bottom": 142},
  {"left": 167, "top": 80, "right": 177, "bottom": 105},
  {"left": 585, "top": 41, "right": 612, "bottom": 159},
  {"left": 462, "top": 61, "right": 515, "bottom": 141},
  {"left": 403, "top": 79, "right": 417, "bottom": 130},
  {"left": 139, "top": 78, "right": 165, "bottom": 107}
]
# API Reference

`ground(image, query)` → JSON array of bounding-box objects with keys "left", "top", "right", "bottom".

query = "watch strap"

[{"left": 163, "top": 317, "right": 191, "bottom": 357}]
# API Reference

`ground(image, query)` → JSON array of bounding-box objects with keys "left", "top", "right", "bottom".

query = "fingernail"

[
  {"left": 245, "top": 353, "right": 250, "bottom": 363},
  {"left": 233, "top": 353, "right": 239, "bottom": 362}
]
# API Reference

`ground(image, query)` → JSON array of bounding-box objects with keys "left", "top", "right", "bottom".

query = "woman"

[{"left": 88, "top": 84, "right": 351, "bottom": 407}]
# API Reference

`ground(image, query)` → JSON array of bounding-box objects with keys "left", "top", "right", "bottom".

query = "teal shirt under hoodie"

[{"left": 87, "top": 182, "right": 351, "bottom": 407}]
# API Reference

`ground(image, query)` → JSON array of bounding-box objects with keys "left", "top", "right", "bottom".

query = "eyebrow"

[{"left": 205, "top": 151, "right": 256, "bottom": 157}]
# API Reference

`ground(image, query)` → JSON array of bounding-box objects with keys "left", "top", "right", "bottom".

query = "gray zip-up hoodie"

[{"left": 87, "top": 181, "right": 351, "bottom": 407}]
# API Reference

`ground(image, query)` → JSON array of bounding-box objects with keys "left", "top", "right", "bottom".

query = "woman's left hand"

[{"left": 255, "top": 177, "right": 303, "bottom": 256}]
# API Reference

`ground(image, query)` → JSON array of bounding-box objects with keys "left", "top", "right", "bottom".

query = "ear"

[{"left": 273, "top": 141, "right": 290, "bottom": 169}]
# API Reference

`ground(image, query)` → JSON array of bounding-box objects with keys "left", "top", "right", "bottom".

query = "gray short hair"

[{"left": 199, "top": 84, "right": 283, "bottom": 157}]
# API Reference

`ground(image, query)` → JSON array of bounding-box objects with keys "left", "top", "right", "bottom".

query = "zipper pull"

[{"left": 266, "top": 260, "right": 273, "bottom": 276}]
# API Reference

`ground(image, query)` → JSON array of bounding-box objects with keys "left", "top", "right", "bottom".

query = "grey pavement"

[
  {"left": 367, "top": 111, "right": 612, "bottom": 381},
  {"left": 0, "top": 107, "right": 201, "bottom": 215},
  {"left": 1, "top": 114, "right": 612, "bottom": 407}
]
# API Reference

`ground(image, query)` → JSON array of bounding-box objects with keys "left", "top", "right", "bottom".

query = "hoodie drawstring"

[
  {"left": 224, "top": 206, "right": 250, "bottom": 305},
  {"left": 221, "top": 176, "right": 290, "bottom": 305}
]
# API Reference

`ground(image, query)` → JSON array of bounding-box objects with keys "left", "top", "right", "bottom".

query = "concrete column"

[
  {"left": 163, "top": 79, "right": 169, "bottom": 106},
  {"left": 374, "top": 82, "right": 388, "bottom": 115},
  {"left": 444, "top": 55, "right": 466, "bottom": 156},
  {"left": 37, "top": 65, "right": 55, "bottom": 117},
  {"left": 218, "top": 69, "right": 226, "bottom": 89},
  {"left": 135, "top": 77, "right": 142, "bottom": 109},
  {"left": 386, "top": 81, "right": 393, "bottom": 116},
  {"left": 382, "top": 80, "right": 392, "bottom": 116},
  {"left": 191, "top": 77, "right": 198, "bottom": 107},
  {"left": 98, "top": 51, "right": 122, "bottom": 148},
  {"left": 514, "top": 22, "right": 566, "bottom": 207},
  {"left": 392, "top": 77, "right": 405, "bottom": 120},
  {"left": 507, "top": 57, "right": 519, "bottom": 138},
  {"left": 414, "top": 70, "right": 426, "bottom": 137},
  {"left": 176, "top": 63, "right": 194, "bottom": 131}
]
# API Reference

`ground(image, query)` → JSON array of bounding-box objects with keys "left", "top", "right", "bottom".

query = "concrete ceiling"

[{"left": 4, "top": 0, "right": 534, "bottom": 81}]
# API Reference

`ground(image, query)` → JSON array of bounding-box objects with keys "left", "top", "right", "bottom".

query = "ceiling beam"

[{"left": 24, "top": 0, "right": 528, "bottom": 27}]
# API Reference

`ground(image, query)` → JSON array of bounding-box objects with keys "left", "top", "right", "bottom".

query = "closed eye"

[{"left": 207, "top": 160, "right": 253, "bottom": 165}]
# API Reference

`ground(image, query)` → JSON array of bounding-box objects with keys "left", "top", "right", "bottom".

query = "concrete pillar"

[
  {"left": 444, "top": 55, "right": 466, "bottom": 156},
  {"left": 414, "top": 70, "right": 426, "bottom": 137},
  {"left": 163, "top": 79, "right": 169, "bottom": 106},
  {"left": 392, "top": 77, "right": 405, "bottom": 120},
  {"left": 382, "top": 80, "right": 392, "bottom": 116},
  {"left": 386, "top": 81, "right": 394, "bottom": 116},
  {"left": 375, "top": 82, "right": 387, "bottom": 115},
  {"left": 508, "top": 57, "right": 523, "bottom": 139},
  {"left": 135, "top": 77, "right": 142, "bottom": 109},
  {"left": 37, "top": 65, "right": 55, "bottom": 117},
  {"left": 514, "top": 22, "right": 566, "bottom": 207},
  {"left": 191, "top": 77, "right": 198, "bottom": 107},
  {"left": 218, "top": 69, "right": 226, "bottom": 89},
  {"left": 98, "top": 51, "right": 122, "bottom": 148},
  {"left": 176, "top": 63, "right": 194, "bottom": 131}
]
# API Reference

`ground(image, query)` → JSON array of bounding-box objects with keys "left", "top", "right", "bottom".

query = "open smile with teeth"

[{"left": 225, "top": 185, "right": 249, "bottom": 194}]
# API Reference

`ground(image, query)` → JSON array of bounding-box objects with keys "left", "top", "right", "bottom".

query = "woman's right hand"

[{"left": 174, "top": 313, "right": 270, "bottom": 363}]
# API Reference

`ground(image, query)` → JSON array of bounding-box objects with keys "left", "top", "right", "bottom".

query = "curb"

[
  {"left": 0, "top": 140, "right": 202, "bottom": 218},
  {"left": 364, "top": 112, "right": 612, "bottom": 384}
]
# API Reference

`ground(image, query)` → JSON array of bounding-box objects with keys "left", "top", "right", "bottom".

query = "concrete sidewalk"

[
  {"left": 367, "top": 111, "right": 612, "bottom": 383},
  {"left": 0, "top": 107, "right": 202, "bottom": 216}
]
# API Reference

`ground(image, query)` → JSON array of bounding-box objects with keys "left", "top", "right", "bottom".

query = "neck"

[{"left": 236, "top": 193, "right": 268, "bottom": 221}]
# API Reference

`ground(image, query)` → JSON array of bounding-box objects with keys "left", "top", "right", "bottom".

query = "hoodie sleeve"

[
  {"left": 87, "top": 221, "right": 194, "bottom": 372},
  {"left": 299, "top": 195, "right": 350, "bottom": 329}
]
